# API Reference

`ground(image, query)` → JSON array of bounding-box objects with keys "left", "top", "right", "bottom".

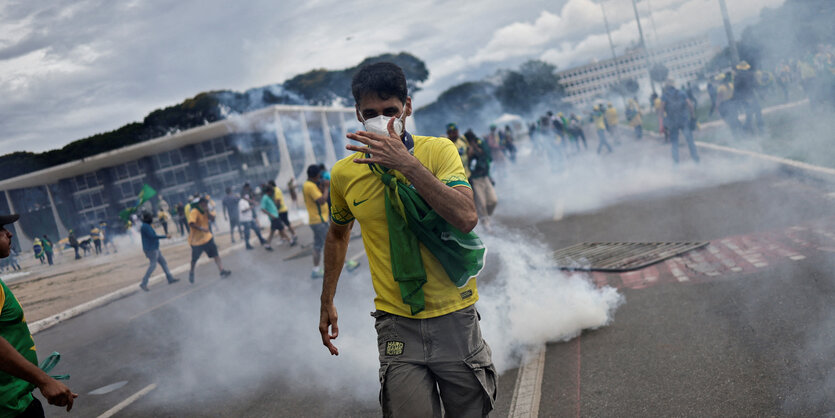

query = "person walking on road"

[
  {"left": 238, "top": 193, "right": 266, "bottom": 250},
  {"left": 465, "top": 130, "right": 498, "bottom": 231},
  {"left": 319, "top": 62, "right": 495, "bottom": 417},
  {"left": 260, "top": 184, "right": 294, "bottom": 251},
  {"left": 67, "top": 230, "right": 80, "bottom": 260},
  {"left": 90, "top": 224, "right": 102, "bottom": 255},
  {"left": 592, "top": 105, "right": 613, "bottom": 154},
  {"left": 221, "top": 187, "right": 241, "bottom": 243},
  {"left": 304, "top": 165, "right": 330, "bottom": 278},
  {"left": 626, "top": 98, "right": 643, "bottom": 140},
  {"left": 40, "top": 235, "right": 54, "bottom": 266},
  {"left": 662, "top": 81, "right": 700, "bottom": 164},
  {"left": 139, "top": 212, "right": 179, "bottom": 291},
  {"left": 0, "top": 214, "right": 78, "bottom": 416},
  {"left": 268, "top": 181, "right": 298, "bottom": 245},
  {"left": 187, "top": 196, "right": 230, "bottom": 283}
]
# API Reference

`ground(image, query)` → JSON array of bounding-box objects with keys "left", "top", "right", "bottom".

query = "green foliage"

[
  {"left": 414, "top": 81, "right": 498, "bottom": 134},
  {"left": 494, "top": 60, "right": 564, "bottom": 114},
  {"left": 284, "top": 52, "right": 429, "bottom": 105}
]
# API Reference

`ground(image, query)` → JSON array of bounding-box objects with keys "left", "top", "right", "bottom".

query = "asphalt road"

[{"left": 27, "top": 141, "right": 835, "bottom": 417}]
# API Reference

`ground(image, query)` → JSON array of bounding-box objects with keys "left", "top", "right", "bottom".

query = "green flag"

[{"left": 136, "top": 184, "right": 157, "bottom": 207}]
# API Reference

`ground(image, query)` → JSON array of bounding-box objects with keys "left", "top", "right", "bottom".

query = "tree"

[{"left": 494, "top": 60, "right": 564, "bottom": 114}]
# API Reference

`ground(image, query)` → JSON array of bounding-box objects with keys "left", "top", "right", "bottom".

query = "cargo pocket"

[
  {"left": 463, "top": 342, "right": 498, "bottom": 415},
  {"left": 378, "top": 362, "right": 391, "bottom": 414}
]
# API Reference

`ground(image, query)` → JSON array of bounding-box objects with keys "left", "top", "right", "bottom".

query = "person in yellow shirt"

[
  {"left": 318, "top": 62, "right": 495, "bottom": 417},
  {"left": 187, "top": 196, "right": 230, "bottom": 283},
  {"left": 268, "top": 180, "right": 297, "bottom": 245},
  {"left": 445, "top": 123, "right": 470, "bottom": 178},
  {"left": 592, "top": 105, "right": 612, "bottom": 154},
  {"left": 605, "top": 102, "right": 620, "bottom": 144},
  {"left": 304, "top": 165, "right": 329, "bottom": 278},
  {"left": 626, "top": 98, "right": 643, "bottom": 140}
]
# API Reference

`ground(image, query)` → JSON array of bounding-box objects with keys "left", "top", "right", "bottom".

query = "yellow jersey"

[
  {"left": 330, "top": 134, "right": 479, "bottom": 319},
  {"left": 303, "top": 180, "right": 329, "bottom": 225},
  {"left": 452, "top": 137, "right": 470, "bottom": 178},
  {"left": 273, "top": 187, "right": 288, "bottom": 213},
  {"left": 187, "top": 207, "right": 212, "bottom": 246}
]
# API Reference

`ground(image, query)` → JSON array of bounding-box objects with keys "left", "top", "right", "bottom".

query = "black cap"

[{"left": 0, "top": 214, "right": 19, "bottom": 226}]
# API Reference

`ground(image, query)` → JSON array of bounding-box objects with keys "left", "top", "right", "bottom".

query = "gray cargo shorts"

[{"left": 373, "top": 304, "right": 497, "bottom": 418}]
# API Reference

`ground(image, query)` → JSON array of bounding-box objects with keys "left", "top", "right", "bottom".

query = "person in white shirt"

[{"left": 238, "top": 194, "right": 266, "bottom": 250}]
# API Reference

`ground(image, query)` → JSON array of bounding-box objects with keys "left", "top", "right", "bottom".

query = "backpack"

[{"left": 664, "top": 89, "right": 689, "bottom": 123}]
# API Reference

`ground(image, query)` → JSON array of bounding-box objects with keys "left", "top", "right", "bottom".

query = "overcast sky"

[{"left": 0, "top": 0, "right": 783, "bottom": 153}]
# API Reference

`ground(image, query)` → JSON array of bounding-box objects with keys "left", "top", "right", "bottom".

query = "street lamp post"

[
  {"left": 718, "top": 0, "right": 740, "bottom": 66},
  {"left": 631, "top": 0, "right": 656, "bottom": 94}
]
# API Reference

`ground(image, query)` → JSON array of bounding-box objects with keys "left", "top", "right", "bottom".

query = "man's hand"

[
  {"left": 38, "top": 378, "right": 78, "bottom": 411},
  {"left": 319, "top": 302, "right": 339, "bottom": 355},
  {"left": 347, "top": 118, "right": 416, "bottom": 172}
]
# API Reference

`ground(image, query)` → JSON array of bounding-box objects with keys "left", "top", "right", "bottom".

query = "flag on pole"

[{"left": 119, "top": 184, "right": 157, "bottom": 222}]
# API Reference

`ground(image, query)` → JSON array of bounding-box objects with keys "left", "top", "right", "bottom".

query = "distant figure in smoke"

[
  {"left": 90, "top": 224, "right": 102, "bottom": 255},
  {"left": 221, "top": 187, "right": 240, "bottom": 243},
  {"left": 100, "top": 221, "right": 117, "bottom": 254},
  {"left": 485, "top": 125, "right": 506, "bottom": 176},
  {"left": 0, "top": 214, "right": 79, "bottom": 416},
  {"left": 501, "top": 125, "right": 516, "bottom": 162},
  {"left": 605, "top": 103, "right": 620, "bottom": 145},
  {"left": 40, "top": 235, "right": 54, "bottom": 266},
  {"left": 157, "top": 207, "right": 170, "bottom": 236},
  {"left": 238, "top": 193, "right": 266, "bottom": 250},
  {"left": 591, "top": 105, "right": 613, "bottom": 154},
  {"left": 187, "top": 196, "right": 230, "bottom": 283},
  {"left": 446, "top": 123, "right": 470, "bottom": 179},
  {"left": 175, "top": 203, "right": 188, "bottom": 236},
  {"left": 32, "top": 237, "right": 45, "bottom": 264},
  {"left": 67, "top": 230, "right": 80, "bottom": 260},
  {"left": 733, "top": 61, "right": 765, "bottom": 136},
  {"left": 567, "top": 113, "right": 587, "bottom": 151},
  {"left": 715, "top": 73, "right": 743, "bottom": 138},
  {"left": 661, "top": 80, "right": 700, "bottom": 164},
  {"left": 259, "top": 184, "right": 293, "bottom": 251},
  {"left": 138, "top": 212, "right": 178, "bottom": 291},
  {"left": 268, "top": 180, "right": 297, "bottom": 245},
  {"left": 304, "top": 165, "right": 332, "bottom": 278},
  {"left": 320, "top": 62, "right": 495, "bottom": 417},
  {"left": 465, "top": 130, "right": 498, "bottom": 231},
  {"left": 626, "top": 98, "right": 643, "bottom": 140}
]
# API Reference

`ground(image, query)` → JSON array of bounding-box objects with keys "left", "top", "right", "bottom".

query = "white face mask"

[{"left": 359, "top": 109, "right": 406, "bottom": 137}]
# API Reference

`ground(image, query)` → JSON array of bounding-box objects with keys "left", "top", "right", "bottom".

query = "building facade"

[
  {"left": 557, "top": 37, "right": 717, "bottom": 106},
  {"left": 0, "top": 105, "right": 370, "bottom": 250}
]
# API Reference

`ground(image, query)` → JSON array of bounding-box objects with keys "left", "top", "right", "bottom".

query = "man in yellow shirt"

[
  {"left": 187, "top": 196, "right": 230, "bottom": 283},
  {"left": 446, "top": 123, "right": 470, "bottom": 178},
  {"left": 268, "top": 180, "right": 297, "bottom": 246},
  {"left": 304, "top": 165, "right": 329, "bottom": 278},
  {"left": 318, "top": 62, "right": 495, "bottom": 417}
]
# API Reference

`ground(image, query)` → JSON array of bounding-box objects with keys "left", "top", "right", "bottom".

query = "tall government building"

[
  {"left": 557, "top": 37, "right": 717, "bottom": 106},
  {"left": 0, "top": 105, "right": 366, "bottom": 250}
]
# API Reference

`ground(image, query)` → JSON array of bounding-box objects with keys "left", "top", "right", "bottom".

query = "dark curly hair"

[{"left": 351, "top": 62, "right": 408, "bottom": 105}]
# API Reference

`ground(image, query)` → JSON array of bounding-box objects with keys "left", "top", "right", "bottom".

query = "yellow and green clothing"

[
  {"left": 273, "top": 188, "right": 288, "bottom": 213},
  {"left": 187, "top": 207, "right": 212, "bottom": 246},
  {"left": 90, "top": 227, "right": 101, "bottom": 241},
  {"left": 0, "top": 280, "right": 38, "bottom": 418},
  {"left": 605, "top": 106, "right": 618, "bottom": 127},
  {"left": 451, "top": 137, "right": 470, "bottom": 178},
  {"left": 303, "top": 181, "right": 328, "bottom": 225},
  {"left": 330, "top": 134, "right": 479, "bottom": 319}
]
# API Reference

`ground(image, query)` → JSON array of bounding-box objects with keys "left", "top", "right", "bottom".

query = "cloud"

[{"left": 0, "top": 0, "right": 784, "bottom": 153}]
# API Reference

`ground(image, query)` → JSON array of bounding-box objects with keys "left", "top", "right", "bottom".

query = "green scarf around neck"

[{"left": 370, "top": 163, "right": 486, "bottom": 315}]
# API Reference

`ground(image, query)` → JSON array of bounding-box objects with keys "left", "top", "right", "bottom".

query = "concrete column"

[
  {"left": 44, "top": 185, "right": 69, "bottom": 238},
  {"left": 320, "top": 111, "right": 338, "bottom": 168},
  {"left": 272, "top": 109, "right": 296, "bottom": 189},
  {"left": 4, "top": 190, "right": 33, "bottom": 250},
  {"left": 298, "top": 111, "right": 317, "bottom": 180}
]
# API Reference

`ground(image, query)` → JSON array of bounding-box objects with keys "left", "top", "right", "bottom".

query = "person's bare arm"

[
  {"left": 319, "top": 221, "right": 353, "bottom": 356},
  {"left": 346, "top": 119, "right": 478, "bottom": 233},
  {"left": 0, "top": 337, "right": 77, "bottom": 411},
  {"left": 315, "top": 182, "right": 330, "bottom": 205}
]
